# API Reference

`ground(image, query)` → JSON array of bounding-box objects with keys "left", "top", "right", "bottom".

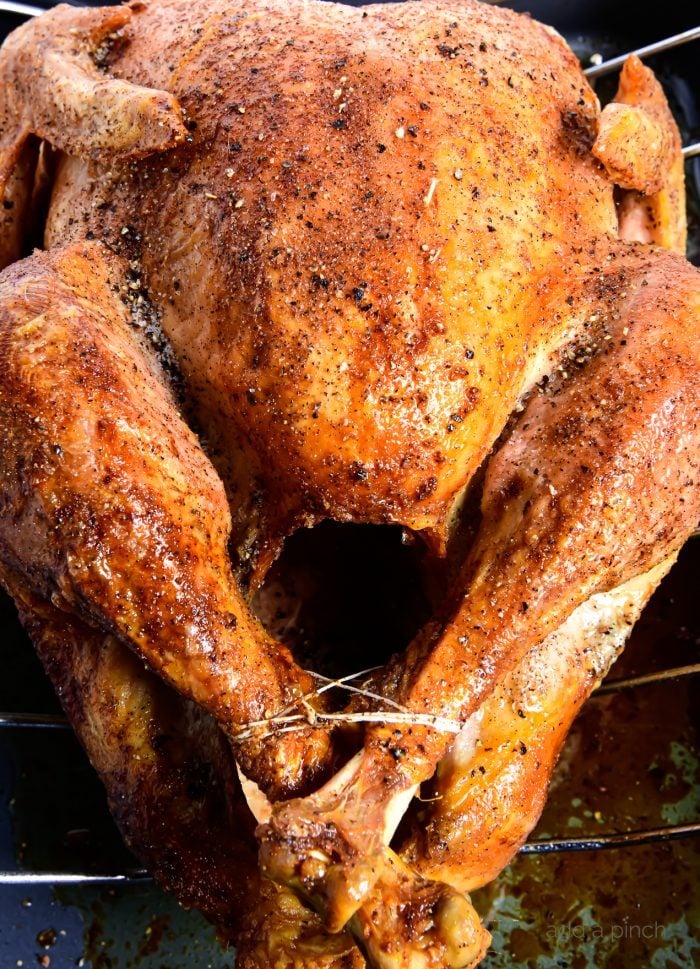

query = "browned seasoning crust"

[
  {"left": 0, "top": 243, "right": 333, "bottom": 797},
  {"left": 42, "top": 0, "right": 617, "bottom": 576}
]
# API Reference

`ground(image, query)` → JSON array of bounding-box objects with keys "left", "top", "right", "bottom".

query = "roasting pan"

[{"left": 0, "top": 0, "right": 698, "bottom": 966}]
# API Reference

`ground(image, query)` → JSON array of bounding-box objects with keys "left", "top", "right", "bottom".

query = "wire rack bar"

[
  {"left": 0, "top": 870, "right": 151, "bottom": 884},
  {"left": 584, "top": 25, "right": 700, "bottom": 78},
  {"left": 593, "top": 662, "right": 700, "bottom": 695},
  {"left": 2, "top": 822, "right": 699, "bottom": 883},
  {"left": 683, "top": 143, "right": 700, "bottom": 159},
  {"left": 0, "top": 711, "right": 71, "bottom": 728},
  {"left": 520, "top": 822, "right": 700, "bottom": 854},
  {"left": 0, "top": 1, "right": 43, "bottom": 16}
]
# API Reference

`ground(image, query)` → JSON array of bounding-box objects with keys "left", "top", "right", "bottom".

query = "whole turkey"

[{"left": 0, "top": 1, "right": 697, "bottom": 966}]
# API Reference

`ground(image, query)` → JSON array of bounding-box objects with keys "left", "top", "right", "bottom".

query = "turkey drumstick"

[{"left": 0, "top": 242, "right": 334, "bottom": 798}]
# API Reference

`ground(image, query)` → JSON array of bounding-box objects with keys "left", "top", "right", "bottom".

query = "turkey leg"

[
  {"left": 0, "top": 241, "right": 333, "bottom": 797},
  {"left": 400, "top": 555, "right": 674, "bottom": 892}
]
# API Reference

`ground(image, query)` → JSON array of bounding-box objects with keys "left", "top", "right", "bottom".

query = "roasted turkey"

[{"left": 0, "top": 0, "right": 698, "bottom": 966}]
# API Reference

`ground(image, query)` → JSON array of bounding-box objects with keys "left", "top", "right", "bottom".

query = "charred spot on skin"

[
  {"left": 560, "top": 108, "right": 596, "bottom": 154},
  {"left": 501, "top": 474, "right": 526, "bottom": 503},
  {"left": 415, "top": 476, "right": 438, "bottom": 502},
  {"left": 437, "top": 43, "right": 461, "bottom": 59},
  {"left": 349, "top": 462, "right": 369, "bottom": 483},
  {"left": 446, "top": 412, "right": 464, "bottom": 434},
  {"left": 463, "top": 387, "right": 481, "bottom": 413},
  {"left": 151, "top": 732, "right": 171, "bottom": 752}
]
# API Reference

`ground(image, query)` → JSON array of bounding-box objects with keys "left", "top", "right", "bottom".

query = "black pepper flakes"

[
  {"left": 416, "top": 475, "right": 438, "bottom": 501},
  {"left": 350, "top": 462, "right": 369, "bottom": 482}
]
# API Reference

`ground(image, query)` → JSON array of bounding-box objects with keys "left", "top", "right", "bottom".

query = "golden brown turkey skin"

[
  {"left": 0, "top": 242, "right": 333, "bottom": 797},
  {"left": 3, "top": 572, "right": 255, "bottom": 935},
  {"left": 0, "top": 3, "right": 185, "bottom": 170},
  {"left": 595, "top": 55, "right": 687, "bottom": 253},
  {"left": 399, "top": 556, "right": 674, "bottom": 892},
  {"left": 41, "top": 0, "right": 620, "bottom": 575}
]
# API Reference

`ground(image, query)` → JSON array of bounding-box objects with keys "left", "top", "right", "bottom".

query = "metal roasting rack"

[{"left": 0, "top": 0, "right": 698, "bottom": 905}]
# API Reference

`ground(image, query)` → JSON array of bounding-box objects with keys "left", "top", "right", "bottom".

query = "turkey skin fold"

[{"left": 0, "top": 0, "right": 697, "bottom": 966}]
